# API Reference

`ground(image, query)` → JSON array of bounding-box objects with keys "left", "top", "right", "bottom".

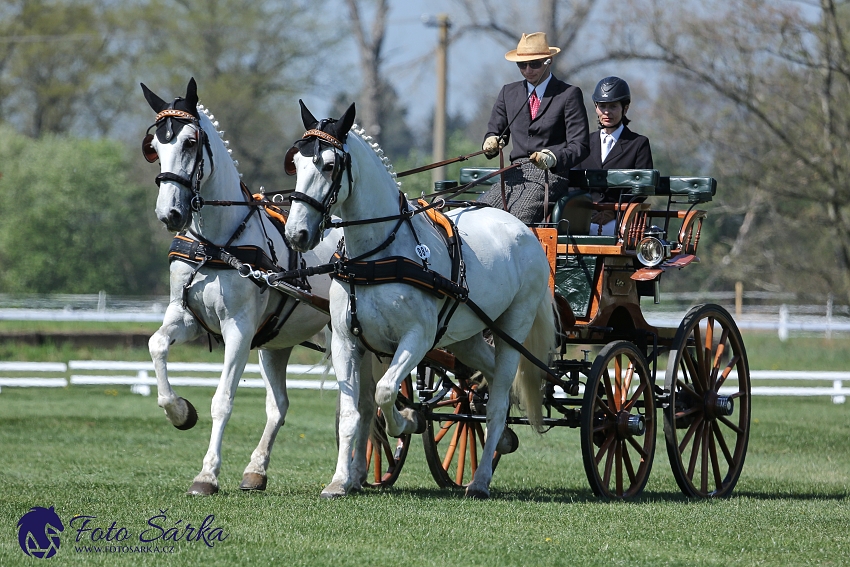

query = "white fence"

[{"left": 1, "top": 361, "right": 848, "bottom": 404}]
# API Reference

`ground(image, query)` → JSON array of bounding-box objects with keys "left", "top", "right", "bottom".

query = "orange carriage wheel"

[
  {"left": 663, "top": 304, "right": 751, "bottom": 498},
  {"left": 363, "top": 375, "right": 413, "bottom": 488},
  {"left": 421, "top": 367, "right": 501, "bottom": 489},
  {"left": 581, "top": 341, "right": 656, "bottom": 499}
]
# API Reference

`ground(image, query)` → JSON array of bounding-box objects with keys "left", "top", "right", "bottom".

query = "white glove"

[
  {"left": 529, "top": 149, "right": 556, "bottom": 170},
  {"left": 482, "top": 135, "right": 505, "bottom": 159}
]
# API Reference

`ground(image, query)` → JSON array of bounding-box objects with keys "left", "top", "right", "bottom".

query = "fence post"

[
  {"left": 778, "top": 304, "right": 789, "bottom": 341},
  {"left": 833, "top": 379, "right": 845, "bottom": 404},
  {"left": 735, "top": 281, "right": 743, "bottom": 319},
  {"left": 826, "top": 293, "right": 834, "bottom": 340}
]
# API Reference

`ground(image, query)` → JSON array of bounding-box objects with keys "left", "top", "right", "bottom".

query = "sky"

[
  {"left": 320, "top": 0, "right": 533, "bottom": 127},
  {"left": 320, "top": 0, "right": 652, "bottom": 132}
]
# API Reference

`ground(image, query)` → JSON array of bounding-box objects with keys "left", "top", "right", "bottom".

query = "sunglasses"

[{"left": 516, "top": 60, "right": 545, "bottom": 70}]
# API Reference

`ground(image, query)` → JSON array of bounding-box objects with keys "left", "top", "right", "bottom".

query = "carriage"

[
  {"left": 143, "top": 82, "right": 748, "bottom": 500},
  {"left": 352, "top": 166, "right": 751, "bottom": 500}
]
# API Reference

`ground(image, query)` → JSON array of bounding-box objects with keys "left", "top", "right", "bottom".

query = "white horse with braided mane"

[
  {"left": 285, "top": 101, "right": 556, "bottom": 499},
  {"left": 141, "top": 78, "right": 370, "bottom": 495}
]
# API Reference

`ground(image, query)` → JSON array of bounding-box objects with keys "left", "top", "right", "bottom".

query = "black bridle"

[
  {"left": 286, "top": 127, "right": 353, "bottom": 230},
  {"left": 143, "top": 109, "right": 214, "bottom": 212}
]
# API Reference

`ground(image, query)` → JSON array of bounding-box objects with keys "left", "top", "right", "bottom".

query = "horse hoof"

[
  {"left": 465, "top": 486, "right": 490, "bottom": 500},
  {"left": 320, "top": 482, "right": 347, "bottom": 499},
  {"left": 400, "top": 407, "right": 426, "bottom": 435},
  {"left": 187, "top": 481, "right": 218, "bottom": 496},
  {"left": 174, "top": 398, "right": 198, "bottom": 431},
  {"left": 239, "top": 473, "right": 267, "bottom": 491}
]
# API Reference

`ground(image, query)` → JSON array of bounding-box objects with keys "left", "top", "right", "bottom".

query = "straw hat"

[{"left": 505, "top": 32, "right": 561, "bottom": 62}]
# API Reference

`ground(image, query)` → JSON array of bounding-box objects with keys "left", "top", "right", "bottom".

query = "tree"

[
  {"left": 608, "top": 0, "right": 850, "bottom": 299},
  {"left": 449, "top": 0, "right": 604, "bottom": 77},
  {"left": 0, "top": 128, "right": 168, "bottom": 294}
]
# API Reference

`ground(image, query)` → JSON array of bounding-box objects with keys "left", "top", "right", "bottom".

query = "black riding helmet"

[{"left": 592, "top": 76, "right": 631, "bottom": 105}]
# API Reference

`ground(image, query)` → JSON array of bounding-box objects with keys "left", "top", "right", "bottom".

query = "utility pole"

[{"left": 426, "top": 13, "right": 450, "bottom": 186}]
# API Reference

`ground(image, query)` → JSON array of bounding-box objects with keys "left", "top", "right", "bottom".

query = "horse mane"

[
  {"left": 350, "top": 124, "right": 402, "bottom": 190},
  {"left": 197, "top": 103, "right": 242, "bottom": 178}
]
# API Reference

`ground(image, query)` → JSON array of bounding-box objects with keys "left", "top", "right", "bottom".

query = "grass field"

[
  {"left": 0, "top": 380, "right": 848, "bottom": 566},
  {"left": 1, "top": 327, "right": 849, "bottom": 565}
]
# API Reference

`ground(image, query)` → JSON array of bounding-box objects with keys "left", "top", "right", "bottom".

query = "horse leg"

[
  {"left": 239, "top": 346, "right": 293, "bottom": 492},
  {"left": 348, "top": 354, "right": 378, "bottom": 491},
  {"left": 464, "top": 345, "right": 521, "bottom": 500},
  {"left": 188, "top": 327, "right": 253, "bottom": 496},
  {"left": 375, "top": 334, "right": 430, "bottom": 438},
  {"left": 322, "top": 335, "right": 364, "bottom": 498},
  {"left": 149, "top": 303, "right": 202, "bottom": 429}
]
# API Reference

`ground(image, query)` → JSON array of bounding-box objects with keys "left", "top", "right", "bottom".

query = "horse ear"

[
  {"left": 338, "top": 102, "right": 356, "bottom": 137},
  {"left": 141, "top": 82, "right": 168, "bottom": 113},
  {"left": 299, "top": 99, "right": 318, "bottom": 129},
  {"left": 185, "top": 77, "right": 199, "bottom": 111}
]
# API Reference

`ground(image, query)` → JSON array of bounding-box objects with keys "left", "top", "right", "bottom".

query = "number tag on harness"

[{"left": 415, "top": 244, "right": 431, "bottom": 260}]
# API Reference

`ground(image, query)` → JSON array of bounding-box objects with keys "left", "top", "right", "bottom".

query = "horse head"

[
  {"left": 141, "top": 77, "right": 216, "bottom": 232},
  {"left": 284, "top": 100, "right": 356, "bottom": 252}
]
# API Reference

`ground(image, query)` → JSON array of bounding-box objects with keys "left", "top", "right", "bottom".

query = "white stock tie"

[{"left": 601, "top": 133, "right": 615, "bottom": 162}]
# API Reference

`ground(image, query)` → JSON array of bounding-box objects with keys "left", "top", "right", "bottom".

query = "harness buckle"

[{"left": 191, "top": 195, "right": 205, "bottom": 211}]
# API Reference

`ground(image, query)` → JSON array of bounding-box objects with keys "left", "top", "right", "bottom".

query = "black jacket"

[
  {"left": 484, "top": 75, "right": 590, "bottom": 175},
  {"left": 577, "top": 127, "right": 653, "bottom": 202}
]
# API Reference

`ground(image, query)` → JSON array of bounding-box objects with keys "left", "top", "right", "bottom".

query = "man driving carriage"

[{"left": 478, "top": 32, "right": 590, "bottom": 224}]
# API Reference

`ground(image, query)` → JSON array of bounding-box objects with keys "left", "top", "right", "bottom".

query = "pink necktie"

[{"left": 529, "top": 91, "right": 540, "bottom": 120}]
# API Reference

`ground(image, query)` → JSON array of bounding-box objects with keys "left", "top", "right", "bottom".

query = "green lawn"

[{"left": 0, "top": 383, "right": 848, "bottom": 566}]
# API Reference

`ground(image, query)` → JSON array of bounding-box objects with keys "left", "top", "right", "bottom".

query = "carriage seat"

[
  {"left": 459, "top": 167, "right": 500, "bottom": 186},
  {"left": 656, "top": 176, "right": 717, "bottom": 203},
  {"left": 551, "top": 169, "right": 660, "bottom": 235}
]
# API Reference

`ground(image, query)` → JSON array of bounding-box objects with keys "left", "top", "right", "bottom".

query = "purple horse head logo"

[{"left": 17, "top": 506, "right": 64, "bottom": 559}]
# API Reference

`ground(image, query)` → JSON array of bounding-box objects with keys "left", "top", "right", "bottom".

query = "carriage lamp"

[{"left": 636, "top": 226, "right": 671, "bottom": 268}]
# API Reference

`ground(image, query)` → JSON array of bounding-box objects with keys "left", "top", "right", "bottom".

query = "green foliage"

[{"left": 0, "top": 127, "right": 168, "bottom": 294}]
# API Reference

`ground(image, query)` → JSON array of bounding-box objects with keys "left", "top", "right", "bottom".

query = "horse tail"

[{"left": 513, "top": 292, "right": 557, "bottom": 433}]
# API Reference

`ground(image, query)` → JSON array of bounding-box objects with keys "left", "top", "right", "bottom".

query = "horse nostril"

[
  {"left": 296, "top": 229, "right": 309, "bottom": 245},
  {"left": 168, "top": 209, "right": 183, "bottom": 226}
]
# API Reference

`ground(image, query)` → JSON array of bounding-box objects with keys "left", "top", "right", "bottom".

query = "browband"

[
  {"left": 154, "top": 109, "right": 197, "bottom": 123},
  {"left": 302, "top": 129, "right": 343, "bottom": 150}
]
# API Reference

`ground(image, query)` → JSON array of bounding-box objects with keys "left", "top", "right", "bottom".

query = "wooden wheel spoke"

[
  {"left": 718, "top": 415, "right": 745, "bottom": 435},
  {"left": 442, "top": 423, "right": 462, "bottom": 470},
  {"left": 623, "top": 382, "right": 647, "bottom": 411},
  {"left": 602, "top": 369, "right": 617, "bottom": 412},
  {"left": 709, "top": 328, "right": 729, "bottom": 388},
  {"left": 716, "top": 354, "right": 740, "bottom": 390},
  {"left": 595, "top": 433, "right": 616, "bottom": 466},
  {"left": 621, "top": 362, "right": 635, "bottom": 407},
  {"left": 676, "top": 378, "right": 700, "bottom": 400},
  {"left": 616, "top": 441, "right": 624, "bottom": 495},
  {"left": 433, "top": 399, "right": 462, "bottom": 409},
  {"left": 602, "top": 440, "right": 616, "bottom": 487},
  {"left": 686, "top": 420, "right": 705, "bottom": 478},
  {"left": 679, "top": 414, "right": 704, "bottom": 455},
  {"left": 700, "top": 424, "right": 710, "bottom": 493},
  {"left": 708, "top": 427, "right": 723, "bottom": 489},
  {"left": 373, "top": 447, "right": 383, "bottom": 483},
  {"left": 693, "top": 323, "right": 706, "bottom": 391},
  {"left": 614, "top": 356, "right": 624, "bottom": 410},
  {"left": 433, "top": 421, "right": 454, "bottom": 443},
  {"left": 626, "top": 434, "right": 650, "bottom": 460},
  {"left": 702, "top": 318, "right": 714, "bottom": 383},
  {"left": 682, "top": 349, "right": 705, "bottom": 395},
  {"left": 712, "top": 421, "right": 735, "bottom": 468},
  {"left": 622, "top": 442, "right": 637, "bottom": 485},
  {"left": 728, "top": 391, "right": 747, "bottom": 400},
  {"left": 365, "top": 441, "right": 374, "bottom": 470},
  {"left": 469, "top": 425, "right": 478, "bottom": 476},
  {"left": 456, "top": 422, "right": 469, "bottom": 484},
  {"left": 675, "top": 406, "right": 701, "bottom": 420},
  {"left": 595, "top": 395, "right": 617, "bottom": 419}
]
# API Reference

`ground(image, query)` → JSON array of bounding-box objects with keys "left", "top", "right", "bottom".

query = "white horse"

[
  {"left": 284, "top": 102, "right": 556, "bottom": 499},
  {"left": 142, "top": 78, "right": 358, "bottom": 495}
]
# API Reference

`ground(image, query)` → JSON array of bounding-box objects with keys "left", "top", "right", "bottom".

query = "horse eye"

[
  {"left": 321, "top": 161, "right": 335, "bottom": 173},
  {"left": 184, "top": 138, "right": 197, "bottom": 149}
]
